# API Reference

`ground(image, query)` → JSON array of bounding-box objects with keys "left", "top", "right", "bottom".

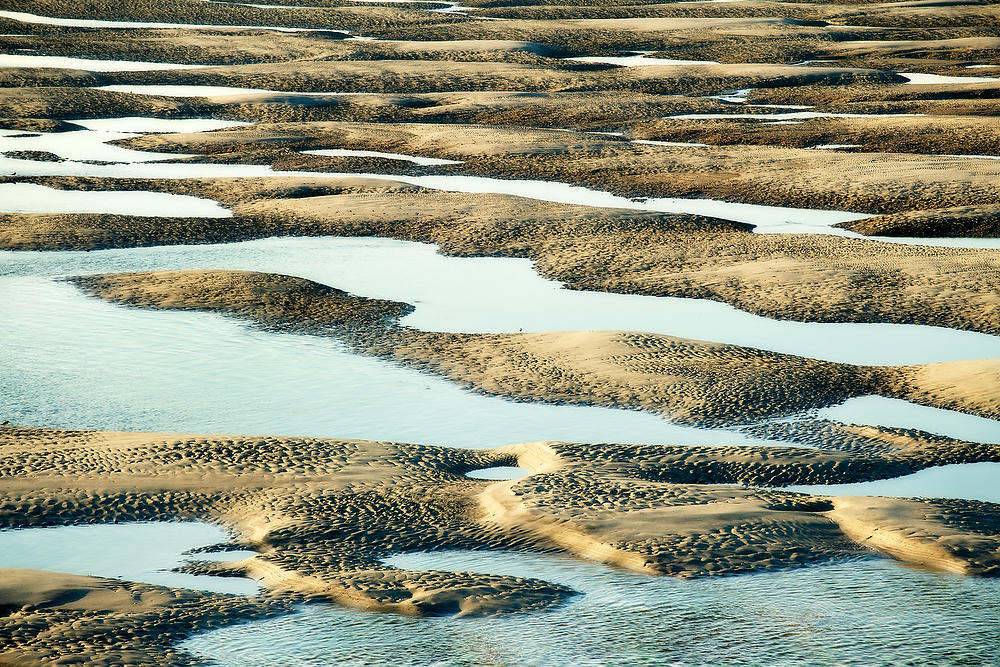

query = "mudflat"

[{"left": 2, "top": 0, "right": 999, "bottom": 663}]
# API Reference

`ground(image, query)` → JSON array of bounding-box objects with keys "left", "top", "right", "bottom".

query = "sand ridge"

[
  {"left": 4, "top": 175, "right": 1000, "bottom": 336},
  {"left": 69, "top": 268, "right": 1000, "bottom": 425},
  {"left": 2, "top": 425, "right": 999, "bottom": 664}
]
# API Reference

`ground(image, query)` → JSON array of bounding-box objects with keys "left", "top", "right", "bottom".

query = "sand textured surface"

[
  {"left": 72, "top": 269, "right": 1000, "bottom": 424},
  {"left": 2, "top": 426, "right": 998, "bottom": 665}
]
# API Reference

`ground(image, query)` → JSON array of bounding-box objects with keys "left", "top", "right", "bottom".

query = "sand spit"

[
  {"left": 11, "top": 176, "right": 997, "bottom": 338},
  {"left": 69, "top": 269, "right": 1000, "bottom": 426},
  {"left": 117, "top": 120, "right": 1000, "bottom": 215},
  {"left": 1, "top": 424, "right": 998, "bottom": 666},
  {"left": 841, "top": 205, "right": 1000, "bottom": 238}
]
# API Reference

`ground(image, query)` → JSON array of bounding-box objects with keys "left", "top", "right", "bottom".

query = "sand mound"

[{"left": 71, "top": 269, "right": 1000, "bottom": 427}]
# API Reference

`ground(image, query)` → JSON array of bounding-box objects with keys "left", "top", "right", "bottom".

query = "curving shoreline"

[
  {"left": 2, "top": 424, "right": 999, "bottom": 664},
  {"left": 3, "top": 0, "right": 1000, "bottom": 663}
]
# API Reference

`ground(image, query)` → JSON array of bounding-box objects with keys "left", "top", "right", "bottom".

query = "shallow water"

[
  {"left": 566, "top": 54, "right": 718, "bottom": 66},
  {"left": 0, "top": 127, "right": 198, "bottom": 163},
  {"left": 899, "top": 72, "right": 1000, "bottom": 85},
  {"left": 0, "top": 183, "right": 231, "bottom": 217},
  {"left": 0, "top": 276, "right": 780, "bottom": 449},
  {"left": 0, "top": 53, "right": 207, "bottom": 71},
  {"left": 815, "top": 395, "right": 1000, "bottom": 444},
  {"left": 0, "top": 522, "right": 258, "bottom": 594},
  {"left": 668, "top": 111, "right": 923, "bottom": 120},
  {"left": 69, "top": 117, "right": 250, "bottom": 133},
  {"left": 4, "top": 236, "right": 999, "bottom": 367},
  {"left": 183, "top": 550, "right": 1000, "bottom": 666},
  {"left": 465, "top": 466, "right": 530, "bottom": 480},
  {"left": 0, "top": 9, "right": 350, "bottom": 34},
  {"left": 96, "top": 84, "right": 371, "bottom": 98},
  {"left": 302, "top": 148, "right": 463, "bottom": 166},
  {"left": 785, "top": 463, "right": 1000, "bottom": 503},
  {"left": 631, "top": 138, "right": 709, "bottom": 147}
]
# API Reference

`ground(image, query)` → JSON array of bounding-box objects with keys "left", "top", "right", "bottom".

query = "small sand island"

[{"left": 1, "top": 0, "right": 999, "bottom": 664}]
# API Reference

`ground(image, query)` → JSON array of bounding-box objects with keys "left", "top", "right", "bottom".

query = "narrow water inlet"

[
  {"left": 0, "top": 522, "right": 260, "bottom": 595},
  {"left": 0, "top": 183, "right": 232, "bottom": 217},
  {"left": 783, "top": 463, "right": 1000, "bottom": 503}
]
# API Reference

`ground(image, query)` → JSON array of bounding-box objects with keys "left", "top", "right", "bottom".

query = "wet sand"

[
  {"left": 2, "top": 0, "right": 999, "bottom": 663},
  {"left": 2, "top": 424, "right": 998, "bottom": 665}
]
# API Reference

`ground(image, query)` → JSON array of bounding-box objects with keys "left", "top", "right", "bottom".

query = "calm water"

[
  {"left": 0, "top": 53, "right": 205, "bottom": 71},
  {"left": 0, "top": 183, "right": 230, "bottom": 217},
  {"left": 815, "top": 395, "right": 1000, "bottom": 444},
  {"left": 0, "top": 522, "right": 258, "bottom": 594},
  {"left": 465, "top": 466, "right": 530, "bottom": 480},
  {"left": 0, "top": 8, "right": 350, "bottom": 33},
  {"left": 183, "top": 549, "right": 1000, "bottom": 666},
  {"left": 1, "top": 277, "right": 779, "bottom": 448},
  {"left": 4, "top": 236, "right": 999, "bottom": 366},
  {"left": 786, "top": 463, "right": 1000, "bottom": 503}
]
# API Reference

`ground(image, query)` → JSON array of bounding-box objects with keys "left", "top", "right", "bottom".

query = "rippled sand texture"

[
  {"left": 70, "top": 269, "right": 1000, "bottom": 426},
  {"left": 2, "top": 0, "right": 1000, "bottom": 664},
  {"left": 2, "top": 426, "right": 999, "bottom": 665}
]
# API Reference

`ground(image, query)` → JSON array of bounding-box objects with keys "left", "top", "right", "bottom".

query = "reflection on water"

[
  {"left": 0, "top": 522, "right": 258, "bottom": 595},
  {"left": 0, "top": 183, "right": 231, "bottom": 217},
  {"left": 5, "top": 236, "right": 999, "bottom": 366},
  {"left": 1, "top": 277, "right": 777, "bottom": 449},
  {"left": 465, "top": 466, "right": 529, "bottom": 480},
  {"left": 183, "top": 550, "right": 1000, "bottom": 666},
  {"left": 0, "top": 53, "right": 205, "bottom": 71},
  {"left": 785, "top": 463, "right": 1000, "bottom": 503},
  {"left": 816, "top": 395, "right": 1000, "bottom": 444}
]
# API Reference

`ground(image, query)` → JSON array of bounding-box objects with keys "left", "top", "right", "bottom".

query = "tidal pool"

[
  {"left": 69, "top": 117, "right": 250, "bottom": 133},
  {"left": 0, "top": 522, "right": 258, "bottom": 595},
  {"left": 465, "top": 466, "right": 530, "bottom": 480},
  {"left": 815, "top": 395, "right": 1000, "bottom": 444},
  {"left": 3, "top": 236, "right": 997, "bottom": 367},
  {"left": 0, "top": 183, "right": 231, "bottom": 217},
  {"left": 0, "top": 53, "right": 208, "bottom": 71},
  {"left": 668, "top": 111, "right": 923, "bottom": 120},
  {"left": 784, "top": 463, "right": 1000, "bottom": 503},
  {"left": 302, "top": 148, "right": 463, "bottom": 166},
  {"left": 0, "top": 127, "right": 199, "bottom": 163},
  {"left": 0, "top": 276, "right": 781, "bottom": 449},
  {"left": 182, "top": 549, "right": 1000, "bottom": 666},
  {"left": 0, "top": 9, "right": 351, "bottom": 34},
  {"left": 96, "top": 84, "right": 372, "bottom": 98},
  {"left": 899, "top": 72, "right": 1000, "bottom": 85},
  {"left": 566, "top": 53, "right": 718, "bottom": 66}
]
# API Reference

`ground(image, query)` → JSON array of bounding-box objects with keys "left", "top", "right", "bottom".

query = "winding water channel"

[
  {"left": 181, "top": 549, "right": 1000, "bottom": 666},
  {"left": 1, "top": 25, "right": 999, "bottom": 655}
]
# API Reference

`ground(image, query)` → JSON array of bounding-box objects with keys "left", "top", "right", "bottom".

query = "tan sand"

[
  {"left": 0, "top": 568, "right": 287, "bottom": 667},
  {"left": 2, "top": 424, "right": 997, "bottom": 666},
  {"left": 70, "top": 269, "right": 1000, "bottom": 425},
  {"left": 5, "top": 175, "right": 999, "bottom": 336}
]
